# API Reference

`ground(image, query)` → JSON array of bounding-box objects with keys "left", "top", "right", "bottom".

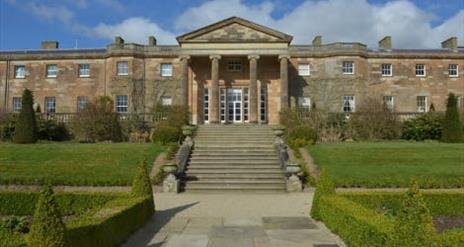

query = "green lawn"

[
  {"left": 0, "top": 143, "right": 163, "bottom": 186},
  {"left": 308, "top": 142, "right": 464, "bottom": 188}
]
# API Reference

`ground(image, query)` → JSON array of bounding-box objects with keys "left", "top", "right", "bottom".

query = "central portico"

[{"left": 176, "top": 17, "right": 293, "bottom": 125}]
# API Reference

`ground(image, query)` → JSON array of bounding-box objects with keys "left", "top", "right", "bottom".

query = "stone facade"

[{"left": 1, "top": 17, "right": 463, "bottom": 124}]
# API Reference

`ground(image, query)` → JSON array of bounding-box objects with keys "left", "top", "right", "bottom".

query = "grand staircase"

[{"left": 182, "top": 125, "right": 286, "bottom": 192}]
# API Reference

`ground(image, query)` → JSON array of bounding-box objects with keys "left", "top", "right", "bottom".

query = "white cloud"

[
  {"left": 92, "top": 17, "right": 176, "bottom": 44},
  {"left": 25, "top": 2, "right": 75, "bottom": 24},
  {"left": 174, "top": 0, "right": 463, "bottom": 48}
]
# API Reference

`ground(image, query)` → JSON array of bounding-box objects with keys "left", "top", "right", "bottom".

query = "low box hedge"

[
  {"left": 0, "top": 192, "right": 154, "bottom": 247},
  {"left": 318, "top": 195, "right": 394, "bottom": 247},
  {"left": 441, "top": 229, "right": 464, "bottom": 247},
  {"left": 340, "top": 192, "right": 464, "bottom": 216}
]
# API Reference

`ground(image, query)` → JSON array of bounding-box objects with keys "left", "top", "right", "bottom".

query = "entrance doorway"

[{"left": 227, "top": 88, "right": 242, "bottom": 123}]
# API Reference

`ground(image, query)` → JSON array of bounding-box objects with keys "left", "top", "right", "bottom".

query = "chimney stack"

[
  {"left": 312, "top": 36, "right": 322, "bottom": 46},
  {"left": 441, "top": 37, "right": 458, "bottom": 50},
  {"left": 379, "top": 36, "right": 392, "bottom": 50},
  {"left": 114, "top": 36, "right": 125, "bottom": 45},
  {"left": 41, "top": 41, "right": 59, "bottom": 49},
  {"left": 148, "top": 36, "right": 157, "bottom": 46}
]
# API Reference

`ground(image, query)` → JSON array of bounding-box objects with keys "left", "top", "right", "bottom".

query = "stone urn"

[
  {"left": 163, "top": 162, "right": 178, "bottom": 174},
  {"left": 272, "top": 126, "right": 285, "bottom": 137},
  {"left": 286, "top": 162, "right": 301, "bottom": 175}
]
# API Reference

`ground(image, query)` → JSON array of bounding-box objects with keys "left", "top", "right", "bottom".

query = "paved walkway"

[{"left": 121, "top": 192, "right": 346, "bottom": 247}]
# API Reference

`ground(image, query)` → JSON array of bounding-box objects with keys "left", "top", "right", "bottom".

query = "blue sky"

[{"left": 0, "top": 0, "right": 463, "bottom": 50}]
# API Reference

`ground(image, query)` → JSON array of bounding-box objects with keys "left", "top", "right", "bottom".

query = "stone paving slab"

[{"left": 121, "top": 192, "right": 346, "bottom": 247}]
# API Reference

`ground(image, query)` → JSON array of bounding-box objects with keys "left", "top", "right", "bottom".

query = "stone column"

[
  {"left": 279, "top": 55, "right": 290, "bottom": 109},
  {"left": 248, "top": 55, "right": 259, "bottom": 123},
  {"left": 179, "top": 55, "right": 190, "bottom": 106},
  {"left": 209, "top": 55, "right": 221, "bottom": 123}
]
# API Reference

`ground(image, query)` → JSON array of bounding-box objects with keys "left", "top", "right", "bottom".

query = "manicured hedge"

[
  {"left": 318, "top": 195, "right": 394, "bottom": 247},
  {"left": 441, "top": 229, "right": 464, "bottom": 247},
  {"left": 341, "top": 192, "right": 464, "bottom": 216},
  {"left": 0, "top": 192, "right": 154, "bottom": 247},
  {"left": 66, "top": 196, "right": 153, "bottom": 247},
  {"left": 0, "top": 192, "right": 123, "bottom": 216}
]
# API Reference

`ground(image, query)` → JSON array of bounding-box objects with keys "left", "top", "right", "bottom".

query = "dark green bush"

[
  {"left": 310, "top": 168, "right": 335, "bottom": 220},
  {"left": 0, "top": 113, "right": 16, "bottom": 141},
  {"left": 1, "top": 216, "right": 30, "bottom": 233},
  {"left": 26, "top": 185, "right": 66, "bottom": 247},
  {"left": 132, "top": 161, "right": 154, "bottom": 198},
  {"left": 71, "top": 96, "right": 122, "bottom": 142},
  {"left": 318, "top": 195, "right": 393, "bottom": 247},
  {"left": 390, "top": 182, "right": 439, "bottom": 247},
  {"left": 37, "top": 118, "right": 70, "bottom": 141},
  {"left": 152, "top": 124, "right": 181, "bottom": 144},
  {"left": 13, "top": 89, "right": 38, "bottom": 144},
  {"left": 402, "top": 113, "right": 443, "bottom": 141},
  {"left": 287, "top": 125, "right": 317, "bottom": 148},
  {"left": 441, "top": 93, "right": 463, "bottom": 143}
]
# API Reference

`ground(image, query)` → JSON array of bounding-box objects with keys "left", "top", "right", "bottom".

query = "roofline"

[{"left": 176, "top": 16, "right": 293, "bottom": 44}]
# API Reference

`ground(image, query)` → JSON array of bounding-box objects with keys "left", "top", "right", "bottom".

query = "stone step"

[
  {"left": 191, "top": 152, "right": 277, "bottom": 156},
  {"left": 190, "top": 156, "right": 278, "bottom": 161},
  {"left": 195, "top": 137, "right": 274, "bottom": 140},
  {"left": 185, "top": 179, "right": 285, "bottom": 185},
  {"left": 194, "top": 145, "right": 274, "bottom": 149},
  {"left": 187, "top": 165, "right": 280, "bottom": 170},
  {"left": 195, "top": 140, "right": 273, "bottom": 144},
  {"left": 183, "top": 184, "right": 286, "bottom": 192},
  {"left": 189, "top": 160, "right": 280, "bottom": 165},
  {"left": 185, "top": 174, "right": 284, "bottom": 179},
  {"left": 187, "top": 168, "right": 282, "bottom": 173}
]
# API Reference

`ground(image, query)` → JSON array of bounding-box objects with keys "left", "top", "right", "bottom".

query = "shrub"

[
  {"left": 348, "top": 97, "right": 401, "bottom": 140},
  {"left": 311, "top": 168, "right": 335, "bottom": 220},
  {"left": 0, "top": 113, "right": 16, "bottom": 141},
  {"left": 151, "top": 124, "right": 180, "bottom": 144},
  {"left": 287, "top": 125, "right": 317, "bottom": 147},
  {"left": 27, "top": 185, "right": 66, "bottom": 247},
  {"left": 318, "top": 195, "right": 393, "bottom": 247},
  {"left": 13, "top": 89, "right": 38, "bottom": 144},
  {"left": 1, "top": 216, "right": 30, "bottom": 233},
  {"left": 71, "top": 96, "right": 122, "bottom": 142},
  {"left": 390, "top": 182, "right": 439, "bottom": 247},
  {"left": 37, "top": 118, "right": 70, "bottom": 141},
  {"left": 441, "top": 93, "right": 463, "bottom": 143},
  {"left": 402, "top": 113, "right": 443, "bottom": 141},
  {"left": 440, "top": 230, "right": 464, "bottom": 247},
  {"left": 131, "top": 161, "right": 154, "bottom": 212}
]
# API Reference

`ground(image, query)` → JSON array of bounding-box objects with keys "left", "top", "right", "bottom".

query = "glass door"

[{"left": 227, "top": 88, "right": 242, "bottom": 123}]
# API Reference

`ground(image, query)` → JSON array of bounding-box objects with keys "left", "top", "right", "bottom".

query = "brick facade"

[{"left": 1, "top": 17, "right": 463, "bottom": 124}]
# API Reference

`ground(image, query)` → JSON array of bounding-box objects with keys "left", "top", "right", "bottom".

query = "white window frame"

[
  {"left": 44, "top": 96, "right": 56, "bottom": 113},
  {"left": 416, "top": 96, "right": 428, "bottom": 113},
  {"left": 78, "top": 64, "right": 90, "bottom": 77},
  {"left": 383, "top": 95, "right": 394, "bottom": 110},
  {"left": 342, "top": 61, "right": 354, "bottom": 75},
  {"left": 115, "top": 95, "right": 128, "bottom": 113},
  {"left": 342, "top": 95, "right": 355, "bottom": 113},
  {"left": 46, "top": 64, "right": 57, "bottom": 78},
  {"left": 77, "top": 96, "right": 88, "bottom": 112},
  {"left": 415, "top": 64, "right": 426, "bottom": 77},
  {"left": 298, "top": 64, "right": 311, "bottom": 76},
  {"left": 449, "top": 64, "right": 459, "bottom": 77},
  {"left": 161, "top": 96, "right": 172, "bottom": 106},
  {"left": 117, "top": 62, "right": 129, "bottom": 76},
  {"left": 160, "top": 63, "right": 173, "bottom": 77},
  {"left": 227, "top": 59, "right": 242, "bottom": 72},
  {"left": 15, "top": 65, "right": 25, "bottom": 78},
  {"left": 381, "top": 64, "right": 392, "bottom": 77},
  {"left": 12, "top": 97, "right": 22, "bottom": 112},
  {"left": 298, "top": 97, "right": 311, "bottom": 110}
]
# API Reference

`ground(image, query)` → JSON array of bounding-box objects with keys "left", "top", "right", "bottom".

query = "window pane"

[
  {"left": 161, "top": 96, "right": 172, "bottom": 106},
  {"left": 13, "top": 97, "right": 22, "bottom": 112},
  {"left": 117, "top": 62, "right": 128, "bottom": 75},
  {"left": 449, "top": 64, "right": 458, "bottom": 76},
  {"left": 79, "top": 64, "right": 90, "bottom": 77},
  {"left": 116, "top": 95, "right": 128, "bottom": 113},
  {"left": 342, "top": 62, "right": 354, "bottom": 74},
  {"left": 298, "top": 64, "right": 310, "bottom": 76},
  {"left": 77, "top": 96, "right": 88, "bottom": 112},
  {"left": 47, "top": 65, "right": 57, "bottom": 77},
  {"left": 15, "top": 66, "right": 25, "bottom": 78},
  {"left": 161, "top": 64, "right": 173, "bottom": 77},
  {"left": 416, "top": 96, "right": 427, "bottom": 112},
  {"left": 45, "top": 97, "right": 56, "bottom": 113}
]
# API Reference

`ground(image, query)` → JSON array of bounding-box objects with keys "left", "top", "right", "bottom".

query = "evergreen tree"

[
  {"left": 389, "top": 182, "right": 439, "bottom": 247},
  {"left": 13, "top": 88, "right": 38, "bottom": 143},
  {"left": 310, "top": 168, "right": 335, "bottom": 220},
  {"left": 27, "top": 184, "right": 66, "bottom": 247},
  {"left": 441, "top": 93, "right": 463, "bottom": 143},
  {"left": 132, "top": 160, "right": 154, "bottom": 211}
]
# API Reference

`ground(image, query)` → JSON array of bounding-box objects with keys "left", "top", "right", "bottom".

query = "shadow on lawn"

[{"left": 120, "top": 201, "right": 198, "bottom": 247}]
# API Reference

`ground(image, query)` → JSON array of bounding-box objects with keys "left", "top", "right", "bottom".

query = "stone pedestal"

[
  {"left": 286, "top": 174, "right": 302, "bottom": 192},
  {"left": 163, "top": 174, "right": 179, "bottom": 193}
]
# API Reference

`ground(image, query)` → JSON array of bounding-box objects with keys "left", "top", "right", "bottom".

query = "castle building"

[{"left": 1, "top": 17, "right": 463, "bottom": 124}]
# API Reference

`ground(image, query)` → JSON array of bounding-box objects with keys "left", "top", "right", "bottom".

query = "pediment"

[{"left": 177, "top": 17, "right": 292, "bottom": 44}]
